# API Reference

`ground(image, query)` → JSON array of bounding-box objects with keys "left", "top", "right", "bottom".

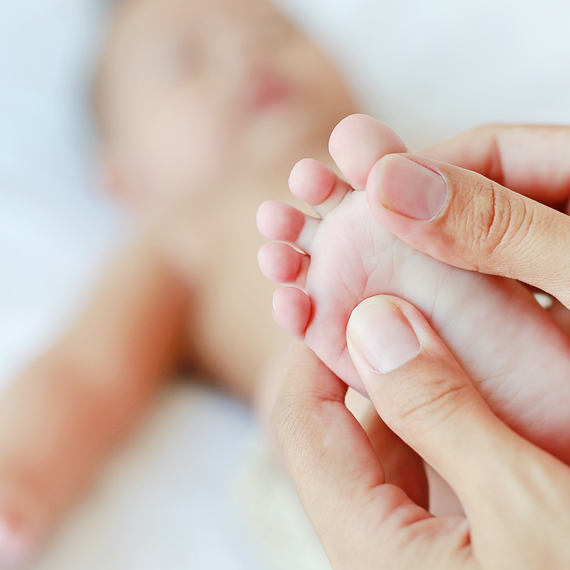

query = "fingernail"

[
  {"left": 348, "top": 297, "right": 420, "bottom": 373},
  {"left": 376, "top": 155, "right": 448, "bottom": 220},
  {"left": 0, "top": 518, "right": 31, "bottom": 568}
]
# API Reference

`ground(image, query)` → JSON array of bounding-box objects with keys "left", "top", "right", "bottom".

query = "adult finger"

[
  {"left": 420, "top": 124, "right": 570, "bottom": 206},
  {"left": 272, "top": 343, "right": 434, "bottom": 566},
  {"left": 361, "top": 410, "right": 429, "bottom": 510},
  {"left": 347, "top": 296, "right": 543, "bottom": 507},
  {"left": 347, "top": 295, "right": 570, "bottom": 567},
  {"left": 367, "top": 153, "right": 570, "bottom": 308}
]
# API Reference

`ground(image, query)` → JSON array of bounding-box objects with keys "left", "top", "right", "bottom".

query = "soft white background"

[{"left": 1, "top": 0, "right": 570, "bottom": 567}]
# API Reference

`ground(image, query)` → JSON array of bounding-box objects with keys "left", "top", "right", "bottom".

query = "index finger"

[
  {"left": 421, "top": 125, "right": 570, "bottom": 205},
  {"left": 272, "top": 343, "right": 431, "bottom": 561},
  {"left": 272, "top": 343, "right": 385, "bottom": 521}
]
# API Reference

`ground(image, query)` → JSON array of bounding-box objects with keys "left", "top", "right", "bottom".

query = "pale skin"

[{"left": 273, "top": 122, "right": 570, "bottom": 569}]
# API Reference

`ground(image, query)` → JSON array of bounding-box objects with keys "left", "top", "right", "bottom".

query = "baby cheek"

[
  {"left": 289, "top": 46, "right": 352, "bottom": 108},
  {"left": 144, "top": 98, "right": 239, "bottom": 201}
]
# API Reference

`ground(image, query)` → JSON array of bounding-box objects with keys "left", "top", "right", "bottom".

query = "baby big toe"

[{"left": 329, "top": 114, "right": 407, "bottom": 189}]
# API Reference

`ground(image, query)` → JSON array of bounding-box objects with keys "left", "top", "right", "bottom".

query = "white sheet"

[
  {"left": 0, "top": 0, "right": 125, "bottom": 386},
  {"left": 2, "top": 0, "right": 570, "bottom": 568},
  {"left": 276, "top": 0, "right": 570, "bottom": 149}
]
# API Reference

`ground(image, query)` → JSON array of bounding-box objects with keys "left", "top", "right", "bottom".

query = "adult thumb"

[
  {"left": 346, "top": 295, "right": 517, "bottom": 501},
  {"left": 367, "top": 154, "right": 570, "bottom": 308}
]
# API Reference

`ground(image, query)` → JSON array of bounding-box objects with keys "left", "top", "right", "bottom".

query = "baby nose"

[
  {"left": 234, "top": 41, "right": 272, "bottom": 77},
  {"left": 220, "top": 25, "right": 280, "bottom": 77}
]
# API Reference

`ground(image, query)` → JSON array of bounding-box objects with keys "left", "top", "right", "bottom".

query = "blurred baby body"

[
  {"left": 0, "top": 0, "right": 358, "bottom": 558},
  {"left": 94, "top": 0, "right": 358, "bottom": 392},
  {"left": 90, "top": 0, "right": 570, "bottom": 555},
  {"left": 86, "top": 0, "right": 570, "bottom": 534}
]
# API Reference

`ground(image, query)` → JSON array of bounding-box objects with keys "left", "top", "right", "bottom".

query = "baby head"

[{"left": 94, "top": 0, "right": 356, "bottom": 213}]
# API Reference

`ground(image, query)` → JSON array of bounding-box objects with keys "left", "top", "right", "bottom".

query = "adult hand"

[
  {"left": 274, "top": 295, "right": 570, "bottom": 570},
  {"left": 360, "top": 124, "right": 570, "bottom": 309}
]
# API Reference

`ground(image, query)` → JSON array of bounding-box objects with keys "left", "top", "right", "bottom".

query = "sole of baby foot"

[{"left": 258, "top": 122, "right": 411, "bottom": 394}]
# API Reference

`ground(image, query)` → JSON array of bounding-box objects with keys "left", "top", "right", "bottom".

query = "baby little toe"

[{"left": 272, "top": 287, "right": 312, "bottom": 339}]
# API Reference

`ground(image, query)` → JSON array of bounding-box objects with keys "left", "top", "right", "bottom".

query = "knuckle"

[
  {"left": 271, "top": 388, "right": 328, "bottom": 456},
  {"left": 469, "top": 180, "right": 530, "bottom": 268},
  {"left": 388, "top": 370, "right": 470, "bottom": 435},
  {"left": 271, "top": 393, "right": 305, "bottom": 447}
]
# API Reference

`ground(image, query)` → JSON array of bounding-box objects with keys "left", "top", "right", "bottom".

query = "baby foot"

[{"left": 257, "top": 114, "right": 570, "bottom": 464}]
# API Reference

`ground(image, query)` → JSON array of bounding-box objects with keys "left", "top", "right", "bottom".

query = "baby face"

[{"left": 98, "top": 0, "right": 356, "bottom": 211}]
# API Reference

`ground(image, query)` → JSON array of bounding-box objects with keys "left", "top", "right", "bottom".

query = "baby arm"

[{"left": 0, "top": 237, "right": 189, "bottom": 563}]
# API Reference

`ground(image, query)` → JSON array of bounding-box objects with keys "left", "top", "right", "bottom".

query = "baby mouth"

[{"left": 246, "top": 77, "right": 295, "bottom": 113}]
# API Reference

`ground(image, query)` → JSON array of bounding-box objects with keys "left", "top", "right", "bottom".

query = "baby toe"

[
  {"left": 258, "top": 243, "right": 309, "bottom": 288},
  {"left": 329, "top": 114, "right": 407, "bottom": 190},
  {"left": 289, "top": 159, "right": 332, "bottom": 204},
  {"left": 272, "top": 287, "right": 312, "bottom": 339},
  {"left": 257, "top": 200, "right": 319, "bottom": 254},
  {"left": 289, "top": 159, "right": 352, "bottom": 218}
]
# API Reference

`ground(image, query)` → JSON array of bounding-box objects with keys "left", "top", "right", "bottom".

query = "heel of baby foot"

[{"left": 0, "top": 517, "right": 32, "bottom": 569}]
